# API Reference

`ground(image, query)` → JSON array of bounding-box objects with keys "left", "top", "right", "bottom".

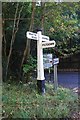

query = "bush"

[{"left": 23, "top": 55, "right": 37, "bottom": 82}]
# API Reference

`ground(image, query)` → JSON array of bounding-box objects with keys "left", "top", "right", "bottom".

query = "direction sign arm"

[{"left": 42, "top": 40, "right": 56, "bottom": 48}]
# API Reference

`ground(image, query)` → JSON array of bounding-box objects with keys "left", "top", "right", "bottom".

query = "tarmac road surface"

[{"left": 45, "top": 71, "right": 80, "bottom": 89}]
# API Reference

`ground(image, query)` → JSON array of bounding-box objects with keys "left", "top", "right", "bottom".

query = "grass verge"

[{"left": 2, "top": 81, "right": 78, "bottom": 119}]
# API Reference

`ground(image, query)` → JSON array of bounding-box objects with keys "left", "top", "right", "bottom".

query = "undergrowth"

[{"left": 2, "top": 81, "right": 78, "bottom": 119}]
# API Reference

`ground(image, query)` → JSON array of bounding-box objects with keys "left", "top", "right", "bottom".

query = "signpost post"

[
  {"left": 26, "top": 31, "right": 56, "bottom": 94},
  {"left": 54, "top": 64, "right": 58, "bottom": 91},
  {"left": 37, "top": 31, "right": 45, "bottom": 94},
  {"left": 53, "top": 58, "right": 59, "bottom": 91}
]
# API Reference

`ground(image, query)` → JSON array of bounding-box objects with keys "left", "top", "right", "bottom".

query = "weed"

[{"left": 2, "top": 81, "right": 78, "bottom": 119}]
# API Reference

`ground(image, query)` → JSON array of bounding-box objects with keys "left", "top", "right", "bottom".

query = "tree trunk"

[
  {"left": 0, "top": 2, "right": 2, "bottom": 85},
  {"left": 2, "top": 20, "right": 6, "bottom": 57},
  {"left": 41, "top": 2, "right": 45, "bottom": 34},
  {"left": 5, "top": 3, "right": 24, "bottom": 80},
  {"left": 20, "top": 2, "right": 36, "bottom": 80}
]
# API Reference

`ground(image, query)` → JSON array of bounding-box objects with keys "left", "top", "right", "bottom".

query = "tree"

[
  {"left": 6, "top": 3, "right": 24, "bottom": 80},
  {"left": 43, "top": 2, "right": 80, "bottom": 57},
  {"left": 20, "top": 2, "right": 36, "bottom": 80},
  {"left": 2, "top": 2, "right": 80, "bottom": 81},
  {"left": 0, "top": 2, "right": 2, "bottom": 84},
  {"left": 2, "top": 2, "right": 24, "bottom": 80}
]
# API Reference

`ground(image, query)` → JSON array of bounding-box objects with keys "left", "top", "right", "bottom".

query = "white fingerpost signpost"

[
  {"left": 37, "top": 31, "right": 45, "bottom": 94},
  {"left": 26, "top": 30, "right": 56, "bottom": 94}
]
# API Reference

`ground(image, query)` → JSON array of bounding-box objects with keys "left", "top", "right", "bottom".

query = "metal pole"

[
  {"left": 54, "top": 64, "right": 58, "bottom": 91},
  {"left": 37, "top": 31, "right": 45, "bottom": 94},
  {"left": 49, "top": 68, "right": 51, "bottom": 83}
]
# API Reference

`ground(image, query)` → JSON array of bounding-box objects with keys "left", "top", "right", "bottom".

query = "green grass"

[{"left": 2, "top": 81, "right": 78, "bottom": 119}]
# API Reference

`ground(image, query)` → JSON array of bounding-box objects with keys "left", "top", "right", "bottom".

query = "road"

[{"left": 45, "top": 71, "right": 80, "bottom": 89}]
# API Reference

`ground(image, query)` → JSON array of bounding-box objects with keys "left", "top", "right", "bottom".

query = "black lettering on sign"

[
  {"left": 29, "top": 33, "right": 36, "bottom": 36},
  {"left": 32, "top": 36, "right": 37, "bottom": 39},
  {"left": 42, "top": 37, "right": 48, "bottom": 40},
  {"left": 29, "top": 33, "right": 33, "bottom": 35},
  {"left": 42, "top": 43, "right": 54, "bottom": 46}
]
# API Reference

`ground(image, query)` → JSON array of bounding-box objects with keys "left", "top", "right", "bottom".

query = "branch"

[
  {"left": 20, "top": 2, "right": 36, "bottom": 72},
  {"left": 5, "top": 3, "right": 24, "bottom": 80},
  {"left": 15, "top": 3, "right": 24, "bottom": 34}
]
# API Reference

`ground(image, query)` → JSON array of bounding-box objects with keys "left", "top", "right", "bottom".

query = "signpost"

[
  {"left": 42, "top": 35, "right": 49, "bottom": 41},
  {"left": 43, "top": 54, "right": 52, "bottom": 69},
  {"left": 53, "top": 58, "right": 59, "bottom": 65},
  {"left": 26, "top": 31, "right": 56, "bottom": 94},
  {"left": 27, "top": 31, "right": 49, "bottom": 42},
  {"left": 27, "top": 32, "right": 38, "bottom": 40},
  {"left": 42, "top": 41, "right": 56, "bottom": 48},
  {"left": 53, "top": 58, "right": 59, "bottom": 91}
]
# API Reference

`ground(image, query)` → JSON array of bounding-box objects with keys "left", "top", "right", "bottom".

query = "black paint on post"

[{"left": 37, "top": 80, "right": 45, "bottom": 94}]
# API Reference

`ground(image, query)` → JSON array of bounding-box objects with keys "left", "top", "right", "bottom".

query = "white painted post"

[
  {"left": 54, "top": 64, "right": 58, "bottom": 91},
  {"left": 37, "top": 31, "right": 45, "bottom": 94}
]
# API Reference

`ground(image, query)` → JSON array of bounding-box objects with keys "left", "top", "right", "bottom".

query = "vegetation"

[
  {"left": 23, "top": 55, "right": 36, "bottom": 74},
  {"left": 23, "top": 55, "right": 37, "bottom": 82},
  {"left": 1, "top": 2, "right": 79, "bottom": 119},
  {"left": 2, "top": 81, "right": 78, "bottom": 119},
  {"left": 2, "top": 2, "right": 80, "bottom": 80}
]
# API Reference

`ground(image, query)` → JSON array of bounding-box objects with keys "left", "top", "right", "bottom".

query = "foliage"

[
  {"left": 43, "top": 2, "right": 80, "bottom": 57},
  {"left": 3, "top": 2, "right": 80, "bottom": 58},
  {"left": 23, "top": 55, "right": 37, "bottom": 74},
  {"left": 2, "top": 81, "right": 78, "bottom": 119},
  {"left": 2, "top": 2, "right": 80, "bottom": 80},
  {"left": 2, "top": 2, "right": 33, "bottom": 80}
]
